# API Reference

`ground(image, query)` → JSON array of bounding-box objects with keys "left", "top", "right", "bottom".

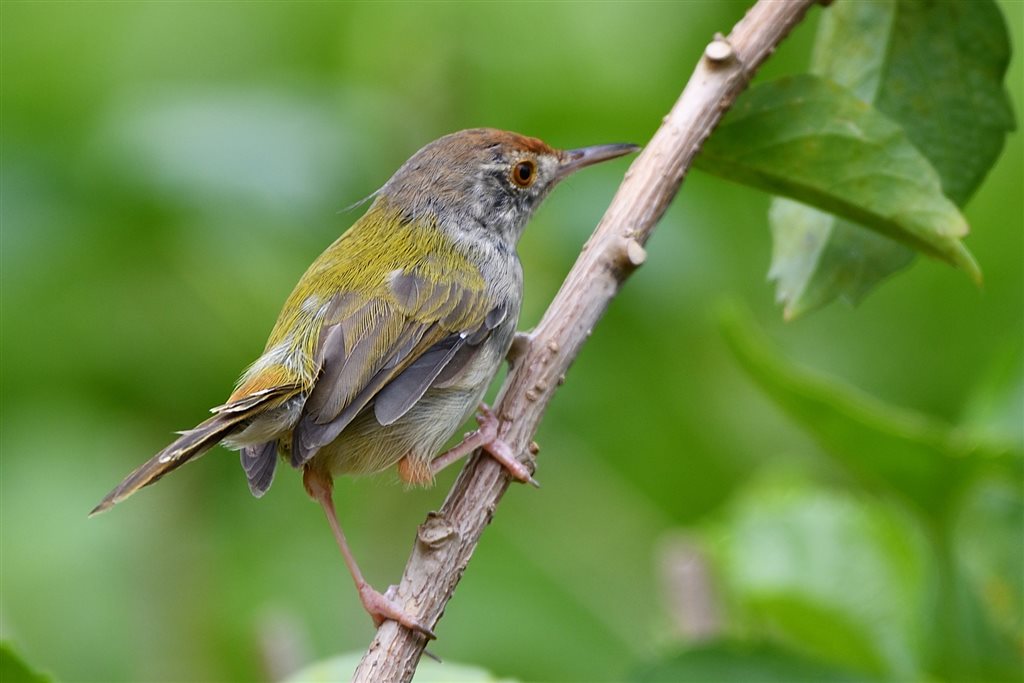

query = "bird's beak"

[{"left": 558, "top": 143, "right": 641, "bottom": 178}]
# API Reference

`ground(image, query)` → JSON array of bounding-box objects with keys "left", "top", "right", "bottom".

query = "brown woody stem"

[{"left": 353, "top": 2, "right": 819, "bottom": 680}]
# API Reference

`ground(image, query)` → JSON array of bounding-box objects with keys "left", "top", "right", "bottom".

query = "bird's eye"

[{"left": 511, "top": 160, "right": 536, "bottom": 188}]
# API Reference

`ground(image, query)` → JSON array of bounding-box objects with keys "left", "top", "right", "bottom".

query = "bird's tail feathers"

[
  {"left": 91, "top": 383, "right": 304, "bottom": 516},
  {"left": 91, "top": 413, "right": 240, "bottom": 516}
]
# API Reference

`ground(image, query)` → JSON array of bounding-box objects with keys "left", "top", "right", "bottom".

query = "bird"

[{"left": 92, "top": 128, "right": 639, "bottom": 638}]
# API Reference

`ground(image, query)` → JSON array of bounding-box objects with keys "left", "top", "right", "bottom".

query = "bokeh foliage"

[{"left": 1, "top": 2, "right": 1021, "bottom": 682}]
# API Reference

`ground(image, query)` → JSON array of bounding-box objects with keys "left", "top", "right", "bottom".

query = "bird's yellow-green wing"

[{"left": 277, "top": 199, "right": 502, "bottom": 466}]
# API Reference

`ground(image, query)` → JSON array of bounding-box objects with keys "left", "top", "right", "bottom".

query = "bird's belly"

[
  {"left": 314, "top": 319, "right": 513, "bottom": 478},
  {"left": 313, "top": 384, "right": 487, "bottom": 478}
]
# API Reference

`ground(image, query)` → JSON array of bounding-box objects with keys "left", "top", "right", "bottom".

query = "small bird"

[{"left": 92, "top": 128, "right": 638, "bottom": 637}]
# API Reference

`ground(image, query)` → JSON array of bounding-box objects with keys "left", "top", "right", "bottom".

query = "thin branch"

[{"left": 353, "top": 1, "right": 819, "bottom": 680}]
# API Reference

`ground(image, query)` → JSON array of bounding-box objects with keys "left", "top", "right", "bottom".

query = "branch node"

[
  {"left": 611, "top": 236, "right": 648, "bottom": 271},
  {"left": 507, "top": 331, "right": 533, "bottom": 367},
  {"left": 704, "top": 35, "right": 735, "bottom": 65},
  {"left": 626, "top": 238, "right": 647, "bottom": 266},
  {"left": 417, "top": 512, "right": 458, "bottom": 550}
]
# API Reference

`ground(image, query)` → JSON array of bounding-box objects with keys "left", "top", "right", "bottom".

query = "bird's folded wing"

[{"left": 291, "top": 266, "right": 502, "bottom": 466}]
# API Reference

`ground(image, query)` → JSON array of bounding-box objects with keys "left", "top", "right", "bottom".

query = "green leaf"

[
  {"left": 0, "top": 643, "right": 53, "bottom": 683},
  {"left": 698, "top": 75, "right": 979, "bottom": 286},
  {"left": 717, "top": 302, "right": 1022, "bottom": 513},
  {"left": 765, "top": 0, "right": 1014, "bottom": 317},
  {"left": 931, "top": 557, "right": 1024, "bottom": 682},
  {"left": 768, "top": 198, "right": 913, "bottom": 320},
  {"left": 719, "top": 305, "right": 1024, "bottom": 679},
  {"left": 704, "top": 476, "right": 930, "bottom": 678},
  {"left": 952, "top": 476, "right": 1024, "bottom": 654},
  {"left": 862, "top": 0, "right": 1016, "bottom": 205},
  {"left": 630, "top": 641, "right": 875, "bottom": 683},
  {"left": 960, "top": 341, "right": 1024, "bottom": 450},
  {"left": 282, "top": 653, "right": 519, "bottom": 683}
]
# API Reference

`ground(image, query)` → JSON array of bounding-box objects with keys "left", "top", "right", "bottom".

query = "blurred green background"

[{"left": 2, "top": 2, "right": 1021, "bottom": 682}]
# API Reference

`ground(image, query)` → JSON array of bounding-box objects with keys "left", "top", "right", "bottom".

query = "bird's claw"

[
  {"left": 358, "top": 584, "right": 436, "bottom": 640},
  {"left": 475, "top": 404, "right": 539, "bottom": 488}
]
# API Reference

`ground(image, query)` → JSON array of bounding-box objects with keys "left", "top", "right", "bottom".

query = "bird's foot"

[
  {"left": 428, "top": 403, "right": 539, "bottom": 487},
  {"left": 473, "top": 404, "right": 539, "bottom": 488},
  {"left": 359, "top": 583, "right": 436, "bottom": 640}
]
